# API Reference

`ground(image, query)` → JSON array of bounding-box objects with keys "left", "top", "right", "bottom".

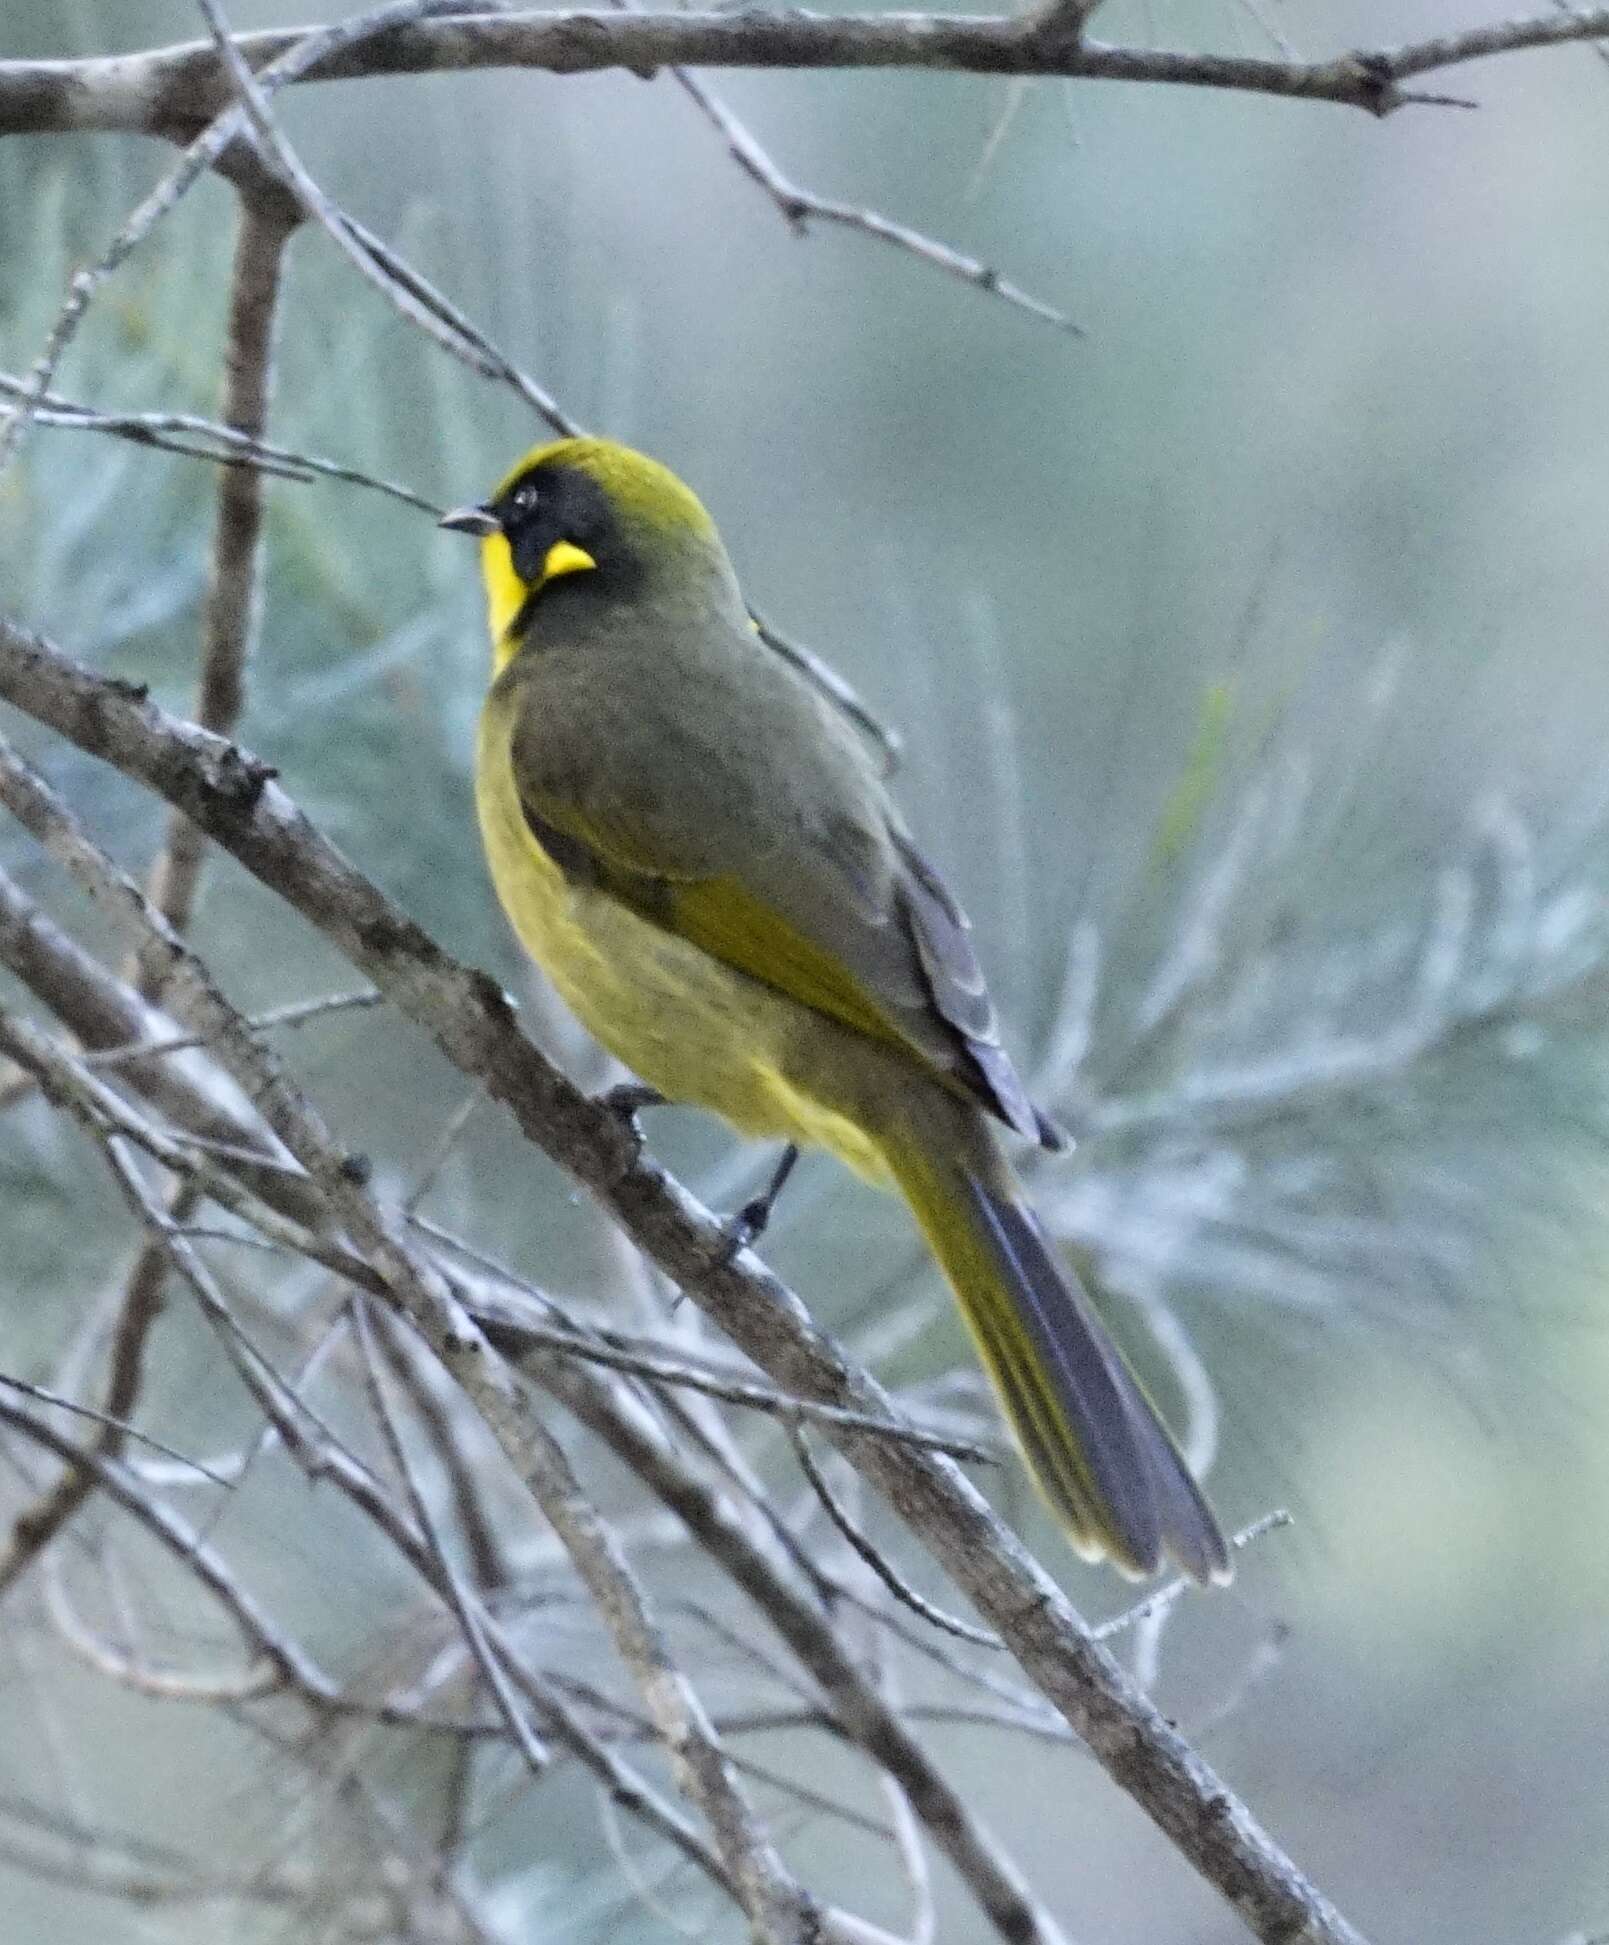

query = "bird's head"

[{"left": 440, "top": 438, "right": 727, "bottom": 665}]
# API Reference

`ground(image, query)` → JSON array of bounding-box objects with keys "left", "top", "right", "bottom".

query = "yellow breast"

[{"left": 473, "top": 685, "right": 892, "bottom": 1183}]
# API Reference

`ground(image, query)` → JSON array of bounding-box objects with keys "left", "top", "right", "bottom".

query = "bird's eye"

[{"left": 508, "top": 481, "right": 540, "bottom": 517}]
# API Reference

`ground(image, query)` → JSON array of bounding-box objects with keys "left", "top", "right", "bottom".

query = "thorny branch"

[{"left": 2, "top": 5, "right": 1608, "bottom": 136}]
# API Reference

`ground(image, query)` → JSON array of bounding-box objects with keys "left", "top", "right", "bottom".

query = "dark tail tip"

[{"left": 959, "top": 1176, "right": 1230, "bottom": 1586}]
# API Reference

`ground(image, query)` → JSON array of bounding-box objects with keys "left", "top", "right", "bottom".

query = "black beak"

[{"left": 438, "top": 503, "right": 500, "bottom": 537}]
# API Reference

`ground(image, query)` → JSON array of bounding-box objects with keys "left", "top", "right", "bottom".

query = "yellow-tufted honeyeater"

[{"left": 441, "top": 439, "right": 1229, "bottom": 1583}]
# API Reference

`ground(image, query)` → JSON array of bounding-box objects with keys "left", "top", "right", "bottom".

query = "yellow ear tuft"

[{"left": 542, "top": 540, "right": 596, "bottom": 582}]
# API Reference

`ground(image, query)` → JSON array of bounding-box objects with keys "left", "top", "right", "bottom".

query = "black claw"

[
  {"left": 601, "top": 1081, "right": 665, "bottom": 1116},
  {"left": 600, "top": 1081, "right": 664, "bottom": 1126},
  {"left": 598, "top": 1082, "right": 665, "bottom": 1163}
]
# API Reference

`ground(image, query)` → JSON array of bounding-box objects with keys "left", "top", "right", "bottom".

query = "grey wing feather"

[
  {"left": 506, "top": 631, "right": 1056, "bottom": 1144},
  {"left": 889, "top": 832, "right": 1043, "bottom": 1143}
]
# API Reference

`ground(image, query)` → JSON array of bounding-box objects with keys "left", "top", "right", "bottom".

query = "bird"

[{"left": 440, "top": 437, "right": 1230, "bottom": 1583}]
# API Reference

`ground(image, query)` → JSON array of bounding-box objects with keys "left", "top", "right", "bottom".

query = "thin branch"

[
  {"left": 9, "top": 5, "right": 1598, "bottom": 139},
  {"left": 0, "top": 714, "right": 868, "bottom": 1945},
  {"left": 0, "top": 372, "right": 443, "bottom": 513},
  {"left": 0, "top": 863, "right": 325, "bottom": 1228},
  {"left": 0, "top": 1798, "right": 329, "bottom": 1913},
  {"left": 865, "top": 1638, "right": 937, "bottom": 1945},
  {"left": 0, "top": 0, "right": 450, "bottom": 477},
  {"left": 751, "top": 615, "right": 904, "bottom": 773},
  {"left": 0, "top": 613, "right": 1371, "bottom": 1945},
  {"left": 350, "top": 1298, "right": 552, "bottom": 1774},
  {"left": 0, "top": 1231, "right": 172, "bottom": 1602},
  {"left": 790, "top": 1428, "right": 1002, "bottom": 1650},
  {"left": 370, "top": 1309, "right": 509, "bottom": 1590},
  {"left": 0, "top": 1009, "right": 384, "bottom": 1320},
  {"left": 520, "top": 1308, "right": 1074, "bottom": 1945},
  {"left": 478, "top": 1295, "right": 995, "bottom": 1461},
  {"left": 0, "top": 1374, "right": 228, "bottom": 1485},
  {"left": 0, "top": 1389, "right": 337, "bottom": 1700},
  {"left": 1092, "top": 1510, "right": 1292, "bottom": 1643},
  {"left": 668, "top": 65, "right": 1079, "bottom": 332},
  {"left": 83, "top": 988, "right": 382, "bottom": 1067}
]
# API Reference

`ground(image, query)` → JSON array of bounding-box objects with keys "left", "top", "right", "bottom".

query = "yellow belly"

[{"left": 475, "top": 700, "right": 891, "bottom": 1184}]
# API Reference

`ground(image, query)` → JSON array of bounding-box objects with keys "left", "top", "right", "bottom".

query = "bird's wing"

[{"left": 509, "top": 699, "right": 1045, "bottom": 1142}]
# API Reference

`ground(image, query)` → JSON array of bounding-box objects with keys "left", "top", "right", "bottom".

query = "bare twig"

[
  {"left": 370, "top": 1309, "right": 509, "bottom": 1590},
  {"left": 751, "top": 615, "right": 903, "bottom": 773},
  {"left": 0, "top": 1374, "right": 228, "bottom": 1485},
  {"left": 9, "top": 6, "right": 1601, "bottom": 139},
  {"left": 791, "top": 1427, "right": 1003, "bottom": 1650},
  {"left": 0, "top": 864, "right": 324, "bottom": 1227},
  {"left": 350, "top": 1299, "right": 551, "bottom": 1773},
  {"left": 83, "top": 988, "right": 382, "bottom": 1067},
  {"left": 0, "top": 1389, "right": 337, "bottom": 1700},
  {"left": 479, "top": 1295, "right": 995, "bottom": 1460},
  {"left": 0, "top": 1, "right": 450, "bottom": 477},
  {"left": 0, "top": 613, "right": 1370, "bottom": 1945},
  {"left": 668, "top": 66, "right": 1078, "bottom": 331},
  {"left": 0, "top": 375, "right": 440, "bottom": 512},
  {"left": 523, "top": 1310, "right": 1073, "bottom": 1945},
  {"left": 0, "top": 1233, "right": 171, "bottom": 1602},
  {"left": 1093, "top": 1510, "right": 1292, "bottom": 1643}
]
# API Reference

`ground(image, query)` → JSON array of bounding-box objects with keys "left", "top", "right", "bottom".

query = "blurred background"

[{"left": 4, "top": 0, "right": 1609, "bottom": 1938}]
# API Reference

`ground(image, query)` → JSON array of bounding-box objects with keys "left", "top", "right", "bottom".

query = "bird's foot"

[
  {"left": 715, "top": 1144, "right": 800, "bottom": 1267},
  {"left": 598, "top": 1081, "right": 665, "bottom": 1164}
]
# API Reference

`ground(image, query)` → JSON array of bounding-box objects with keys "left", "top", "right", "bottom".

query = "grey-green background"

[{"left": 4, "top": 0, "right": 1609, "bottom": 1938}]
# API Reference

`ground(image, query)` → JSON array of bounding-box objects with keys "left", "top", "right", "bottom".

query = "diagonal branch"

[
  {"left": 0, "top": 612, "right": 1369, "bottom": 1945},
  {"left": 0, "top": 0, "right": 445, "bottom": 478},
  {"left": 0, "top": 371, "right": 439, "bottom": 509},
  {"left": 499, "top": 1301, "right": 1071, "bottom": 1945},
  {"left": 0, "top": 718, "right": 884, "bottom": 1945},
  {"left": 0, "top": 864, "right": 323, "bottom": 1226},
  {"left": 666, "top": 65, "right": 1078, "bottom": 331}
]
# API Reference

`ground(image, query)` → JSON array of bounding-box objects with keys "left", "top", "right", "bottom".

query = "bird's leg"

[{"left": 719, "top": 1143, "right": 801, "bottom": 1263}]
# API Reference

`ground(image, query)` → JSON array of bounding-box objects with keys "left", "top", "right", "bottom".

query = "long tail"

[{"left": 883, "top": 1116, "right": 1230, "bottom": 1584}]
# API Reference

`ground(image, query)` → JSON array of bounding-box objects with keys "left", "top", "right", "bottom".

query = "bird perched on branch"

[{"left": 441, "top": 438, "right": 1229, "bottom": 1583}]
